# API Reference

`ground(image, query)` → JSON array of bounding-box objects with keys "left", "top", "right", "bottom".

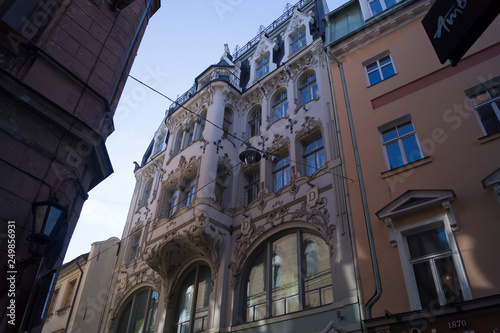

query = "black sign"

[{"left": 422, "top": 0, "right": 500, "bottom": 66}]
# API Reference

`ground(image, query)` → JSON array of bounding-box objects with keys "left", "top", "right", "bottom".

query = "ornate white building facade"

[{"left": 101, "top": 1, "right": 362, "bottom": 332}]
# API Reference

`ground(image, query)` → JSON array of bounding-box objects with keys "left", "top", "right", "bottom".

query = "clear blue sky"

[{"left": 64, "top": 0, "right": 347, "bottom": 263}]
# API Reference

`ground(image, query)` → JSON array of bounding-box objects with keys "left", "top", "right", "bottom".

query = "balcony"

[{"left": 168, "top": 68, "right": 241, "bottom": 114}]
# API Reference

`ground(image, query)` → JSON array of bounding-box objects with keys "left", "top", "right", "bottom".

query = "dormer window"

[
  {"left": 367, "top": 0, "right": 400, "bottom": 17},
  {"left": 290, "top": 28, "right": 306, "bottom": 54},
  {"left": 256, "top": 54, "right": 270, "bottom": 79},
  {"left": 153, "top": 134, "right": 165, "bottom": 155}
]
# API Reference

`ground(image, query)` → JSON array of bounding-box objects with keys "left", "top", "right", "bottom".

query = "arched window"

[
  {"left": 299, "top": 73, "right": 318, "bottom": 105},
  {"left": 140, "top": 178, "right": 153, "bottom": 207},
  {"left": 174, "top": 264, "right": 211, "bottom": 333},
  {"left": 194, "top": 112, "right": 207, "bottom": 141},
  {"left": 242, "top": 231, "right": 332, "bottom": 322},
  {"left": 215, "top": 165, "right": 228, "bottom": 208},
  {"left": 272, "top": 91, "right": 288, "bottom": 122},
  {"left": 223, "top": 108, "right": 233, "bottom": 139},
  {"left": 273, "top": 155, "right": 290, "bottom": 192},
  {"left": 116, "top": 288, "right": 158, "bottom": 333},
  {"left": 248, "top": 107, "right": 262, "bottom": 138},
  {"left": 303, "top": 134, "right": 325, "bottom": 177}
]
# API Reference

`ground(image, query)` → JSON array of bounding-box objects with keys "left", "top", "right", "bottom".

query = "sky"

[{"left": 64, "top": 0, "right": 348, "bottom": 263}]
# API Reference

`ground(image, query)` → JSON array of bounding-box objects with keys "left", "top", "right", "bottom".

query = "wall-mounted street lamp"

[
  {"left": 28, "top": 198, "right": 68, "bottom": 257},
  {"left": 239, "top": 146, "right": 262, "bottom": 165}
]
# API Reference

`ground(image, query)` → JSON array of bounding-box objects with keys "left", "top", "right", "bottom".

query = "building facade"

[
  {"left": 0, "top": 0, "right": 159, "bottom": 332},
  {"left": 324, "top": 0, "right": 500, "bottom": 331},
  {"left": 41, "top": 237, "right": 119, "bottom": 333},
  {"left": 101, "top": 1, "right": 363, "bottom": 332}
]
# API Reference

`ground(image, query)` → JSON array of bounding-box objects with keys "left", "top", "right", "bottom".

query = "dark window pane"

[
  {"left": 413, "top": 261, "right": 439, "bottom": 309},
  {"left": 385, "top": 0, "right": 398, "bottom": 9},
  {"left": 397, "top": 121, "right": 414, "bottom": 135},
  {"left": 477, "top": 104, "right": 500, "bottom": 135},
  {"left": 436, "top": 256, "right": 464, "bottom": 304},
  {"left": 407, "top": 226, "right": 450, "bottom": 259}
]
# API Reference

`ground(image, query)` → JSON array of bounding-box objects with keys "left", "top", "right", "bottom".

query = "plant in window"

[
  {"left": 272, "top": 92, "right": 288, "bottom": 122},
  {"left": 299, "top": 73, "right": 318, "bottom": 105}
]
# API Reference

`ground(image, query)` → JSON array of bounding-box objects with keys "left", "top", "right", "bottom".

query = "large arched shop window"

[
  {"left": 174, "top": 264, "right": 211, "bottom": 333},
  {"left": 242, "top": 231, "right": 333, "bottom": 323},
  {"left": 115, "top": 288, "right": 158, "bottom": 333}
]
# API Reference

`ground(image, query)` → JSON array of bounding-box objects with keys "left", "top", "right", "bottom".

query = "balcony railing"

[
  {"left": 168, "top": 68, "right": 241, "bottom": 114},
  {"left": 232, "top": 0, "right": 313, "bottom": 60}
]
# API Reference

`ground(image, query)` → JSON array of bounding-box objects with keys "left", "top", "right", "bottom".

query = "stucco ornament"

[{"left": 144, "top": 211, "right": 227, "bottom": 307}]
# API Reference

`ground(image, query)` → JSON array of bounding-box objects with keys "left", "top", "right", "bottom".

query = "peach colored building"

[
  {"left": 324, "top": 0, "right": 500, "bottom": 331},
  {"left": 0, "top": 1, "right": 159, "bottom": 332}
]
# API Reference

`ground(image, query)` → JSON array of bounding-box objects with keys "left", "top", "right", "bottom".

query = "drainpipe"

[
  {"left": 325, "top": 47, "right": 382, "bottom": 319},
  {"left": 65, "top": 255, "right": 85, "bottom": 332}
]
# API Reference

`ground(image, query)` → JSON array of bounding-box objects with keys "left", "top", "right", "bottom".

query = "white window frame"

[
  {"left": 360, "top": 0, "right": 402, "bottom": 20},
  {"left": 378, "top": 116, "right": 423, "bottom": 170},
  {"left": 247, "top": 107, "right": 262, "bottom": 138},
  {"left": 272, "top": 91, "right": 288, "bottom": 122},
  {"left": 363, "top": 51, "right": 396, "bottom": 86},
  {"left": 299, "top": 73, "right": 318, "bottom": 105},
  {"left": 466, "top": 83, "right": 500, "bottom": 136},
  {"left": 126, "top": 232, "right": 141, "bottom": 264},
  {"left": 290, "top": 27, "right": 306, "bottom": 54},
  {"left": 256, "top": 54, "right": 270, "bottom": 79},
  {"left": 395, "top": 215, "right": 472, "bottom": 310}
]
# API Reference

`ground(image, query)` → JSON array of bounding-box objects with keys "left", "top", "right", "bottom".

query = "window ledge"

[
  {"left": 381, "top": 156, "right": 432, "bottom": 179},
  {"left": 478, "top": 131, "right": 500, "bottom": 144}
]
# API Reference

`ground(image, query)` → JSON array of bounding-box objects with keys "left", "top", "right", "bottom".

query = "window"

[
  {"left": 367, "top": 0, "right": 400, "bottom": 16},
  {"left": 174, "top": 264, "right": 211, "bottom": 333},
  {"left": 272, "top": 91, "right": 288, "bottom": 122},
  {"left": 290, "top": 28, "right": 306, "bottom": 53},
  {"left": 273, "top": 155, "right": 290, "bottom": 191},
  {"left": 242, "top": 231, "right": 333, "bottom": 322},
  {"left": 299, "top": 73, "right": 318, "bottom": 105},
  {"left": 244, "top": 168, "right": 260, "bottom": 206},
  {"left": 248, "top": 107, "right": 262, "bottom": 137},
  {"left": 365, "top": 54, "right": 396, "bottom": 86},
  {"left": 48, "top": 288, "right": 59, "bottom": 315},
  {"left": 1, "top": 0, "right": 59, "bottom": 39},
  {"left": 194, "top": 115, "right": 206, "bottom": 141},
  {"left": 180, "top": 178, "right": 196, "bottom": 209},
  {"left": 303, "top": 136, "right": 325, "bottom": 177},
  {"left": 397, "top": 216, "right": 471, "bottom": 310},
  {"left": 223, "top": 108, "right": 233, "bottom": 139},
  {"left": 62, "top": 280, "right": 76, "bottom": 309},
  {"left": 468, "top": 83, "right": 500, "bottom": 136},
  {"left": 215, "top": 165, "right": 228, "bottom": 208},
  {"left": 256, "top": 54, "right": 270, "bottom": 79},
  {"left": 140, "top": 178, "right": 153, "bottom": 207},
  {"left": 380, "top": 119, "right": 422, "bottom": 169},
  {"left": 126, "top": 233, "right": 141, "bottom": 264},
  {"left": 116, "top": 288, "right": 158, "bottom": 333},
  {"left": 173, "top": 131, "right": 183, "bottom": 155},
  {"left": 182, "top": 125, "right": 194, "bottom": 149},
  {"left": 153, "top": 135, "right": 165, "bottom": 155}
]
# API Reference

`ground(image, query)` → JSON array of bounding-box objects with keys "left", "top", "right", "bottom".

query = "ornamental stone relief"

[{"left": 144, "top": 211, "right": 227, "bottom": 307}]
